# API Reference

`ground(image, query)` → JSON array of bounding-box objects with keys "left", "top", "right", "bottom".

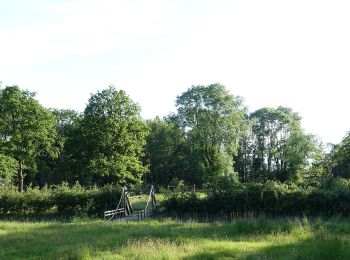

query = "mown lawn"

[{"left": 1, "top": 218, "right": 350, "bottom": 259}]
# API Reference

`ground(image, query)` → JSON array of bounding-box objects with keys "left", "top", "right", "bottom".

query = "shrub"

[
  {"left": 0, "top": 183, "right": 121, "bottom": 217},
  {"left": 163, "top": 179, "right": 350, "bottom": 218}
]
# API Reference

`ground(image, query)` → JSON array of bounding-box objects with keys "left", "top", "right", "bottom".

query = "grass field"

[
  {"left": 1, "top": 218, "right": 350, "bottom": 259},
  {"left": 128, "top": 193, "right": 165, "bottom": 211}
]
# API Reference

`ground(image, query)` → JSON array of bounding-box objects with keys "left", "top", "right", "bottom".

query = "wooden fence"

[{"left": 104, "top": 208, "right": 154, "bottom": 221}]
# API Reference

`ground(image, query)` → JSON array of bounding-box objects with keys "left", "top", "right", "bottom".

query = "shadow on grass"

[
  {"left": 245, "top": 233, "right": 348, "bottom": 260},
  {"left": 184, "top": 230, "right": 350, "bottom": 260},
  {"left": 1, "top": 218, "right": 350, "bottom": 259}
]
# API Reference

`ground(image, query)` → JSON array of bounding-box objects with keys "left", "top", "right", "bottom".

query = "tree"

[
  {"left": 0, "top": 154, "right": 18, "bottom": 185},
  {"left": 236, "top": 107, "right": 317, "bottom": 182},
  {"left": 175, "top": 84, "right": 247, "bottom": 186},
  {"left": 81, "top": 86, "right": 149, "bottom": 186},
  {"left": 302, "top": 142, "right": 331, "bottom": 184},
  {"left": 332, "top": 132, "right": 350, "bottom": 178},
  {"left": 0, "top": 86, "right": 58, "bottom": 191},
  {"left": 36, "top": 109, "right": 83, "bottom": 185},
  {"left": 144, "top": 117, "right": 189, "bottom": 186}
]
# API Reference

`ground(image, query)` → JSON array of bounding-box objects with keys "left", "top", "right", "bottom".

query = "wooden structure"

[{"left": 104, "top": 185, "right": 158, "bottom": 221}]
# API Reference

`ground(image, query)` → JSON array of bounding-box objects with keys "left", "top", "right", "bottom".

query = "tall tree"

[
  {"left": 144, "top": 117, "right": 189, "bottom": 185},
  {"left": 332, "top": 132, "right": 350, "bottom": 178},
  {"left": 0, "top": 86, "right": 58, "bottom": 191},
  {"left": 36, "top": 109, "right": 83, "bottom": 185},
  {"left": 236, "top": 107, "right": 316, "bottom": 182},
  {"left": 81, "top": 86, "right": 149, "bottom": 186},
  {"left": 176, "top": 84, "right": 247, "bottom": 186}
]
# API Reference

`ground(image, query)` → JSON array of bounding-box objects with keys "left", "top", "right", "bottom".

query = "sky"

[{"left": 0, "top": 0, "right": 349, "bottom": 144}]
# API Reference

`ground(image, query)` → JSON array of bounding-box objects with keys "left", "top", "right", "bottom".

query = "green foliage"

[
  {"left": 175, "top": 84, "right": 247, "bottom": 186},
  {"left": 163, "top": 179, "right": 350, "bottom": 217},
  {"left": 319, "top": 177, "right": 350, "bottom": 192},
  {"left": 0, "top": 154, "right": 18, "bottom": 184},
  {"left": 0, "top": 86, "right": 59, "bottom": 191},
  {"left": 0, "top": 183, "right": 121, "bottom": 217},
  {"left": 236, "top": 107, "right": 317, "bottom": 182},
  {"left": 144, "top": 117, "right": 189, "bottom": 185},
  {"left": 35, "top": 109, "right": 86, "bottom": 186},
  {"left": 1, "top": 83, "right": 347, "bottom": 201},
  {"left": 332, "top": 132, "right": 350, "bottom": 178},
  {"left": 302, "top": 143, "right": 333, "bottom": 185},
  {"left": 81, "top": 86, "right": 150, "bottom": 186}
]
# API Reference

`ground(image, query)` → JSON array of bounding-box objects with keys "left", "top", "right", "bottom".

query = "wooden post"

[
  {"left": 19, "top": 159, "right": 24, "bottom": 192},
  {"left": 124, "top": 187, "right": 127, "bottom": 217}
]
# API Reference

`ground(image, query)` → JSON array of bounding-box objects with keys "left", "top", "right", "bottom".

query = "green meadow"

[{"left": 1, "top": 218, "right": 350, "bottom": 260}]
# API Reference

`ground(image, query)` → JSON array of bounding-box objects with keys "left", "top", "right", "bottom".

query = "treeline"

[
  {"left": 0, "top": 83, "right": 349, "bottom": 191},
  {"left": 144, "top": 85, "right": 349, "bottom": 188},
  {"left": 0, "top": 86, "right": 148, "bottom": 191}
]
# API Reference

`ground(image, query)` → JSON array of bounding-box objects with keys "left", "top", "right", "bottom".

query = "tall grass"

[{"left": 1, "top": 218, "right": 349, "bottom": 259}]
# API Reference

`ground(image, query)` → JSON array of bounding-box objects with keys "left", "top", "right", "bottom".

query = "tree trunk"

[{"left": 19, "top": 159, "right": 24, "bottom": 192}]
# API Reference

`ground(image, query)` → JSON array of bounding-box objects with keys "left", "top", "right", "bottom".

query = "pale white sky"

[{"left": 1, "top": 0, "right": 349, "bottom": 144}]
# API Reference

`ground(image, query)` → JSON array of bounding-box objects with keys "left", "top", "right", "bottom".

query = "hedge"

[
  {"left": 0, "top": 183, "right": 121, "bottom": 217},
  {"left": 163, "top": 180, "right": 350, "bottom": 217}
]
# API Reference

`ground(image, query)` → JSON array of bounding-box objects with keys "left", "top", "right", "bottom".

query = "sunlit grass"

[
  {"left": 128, "top": 193, "right": 166, "bottom": 211},
  {"left": 1, "top": 218, "right": 350, "bottom": 259}
]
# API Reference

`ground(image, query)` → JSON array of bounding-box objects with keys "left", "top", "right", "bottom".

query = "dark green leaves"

[
  {"left": 175, "top": 84, "right": 247, "bottom": 186},
  {"left": 0, "top": 86, "right": 58, "bottom": 190},
  {"left": 332, "top": 132, "right": 350, "bottom": 178},
  {"left": 81, "top": 86, "right": 149, "bottom": 186},
  {"left": 236, "top": 106, "right": 317, "bottom": 182}
]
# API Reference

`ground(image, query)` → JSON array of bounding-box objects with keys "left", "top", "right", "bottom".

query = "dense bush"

[
  {"left": 0, "top": 154, "right": 18, "bottom": 184},
  {"left": 0, "top": 183, "right": 121, "bottom": 217},
  {"left": 163, "top": 178, "right": 350, "bottom": 217}
]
